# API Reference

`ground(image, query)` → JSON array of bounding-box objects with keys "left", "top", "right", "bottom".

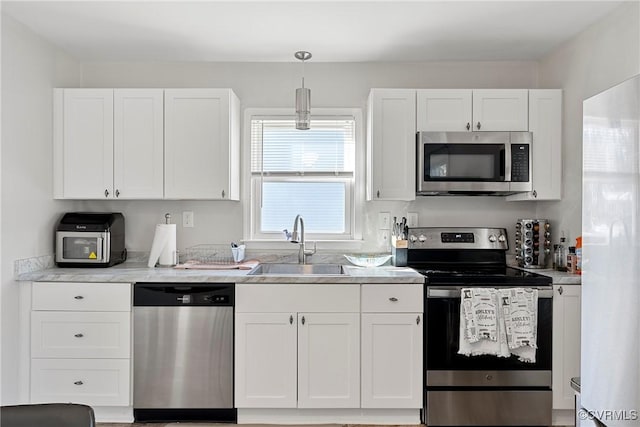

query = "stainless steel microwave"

[
  {"left": 55, "top": 212, "right": 126, "bottom": 267},
  {"left": 416, "top": 131, "right": 532, "bottom": 196}
]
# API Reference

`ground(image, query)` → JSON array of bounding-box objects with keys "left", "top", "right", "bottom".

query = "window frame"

[{"left": 242, "top": 108, "right": 364, "bottom": 246}]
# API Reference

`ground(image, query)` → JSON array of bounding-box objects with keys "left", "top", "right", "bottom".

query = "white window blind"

[{"left": 250, "top": 117, "right": 356, "bottom": 239}]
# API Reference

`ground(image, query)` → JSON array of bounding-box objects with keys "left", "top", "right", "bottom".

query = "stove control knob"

[
  {"left": 409, "top": 235, "right": 417, "bottom": 243},
  {"left": 498, "top": 234, "right": 506, "bottom": 242},
  {"left": 418, "top": 234, "right": 427, "bottom": 243},
  {"left": 489, "top": 234, "right": 497, "bottom": 242}
]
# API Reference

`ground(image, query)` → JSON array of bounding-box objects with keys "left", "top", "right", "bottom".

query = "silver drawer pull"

[
  {"left": 389, "top": 297, "right": 398, "bottom": 302},
  {"left": 74, "top": 296, "right": 84, "bottom": 300},
  {"left": 74, "top": 381, "right": 83, "bottom": 386},
  {"left": 74, "top": 333, "right": 84, "bottom": 338}
]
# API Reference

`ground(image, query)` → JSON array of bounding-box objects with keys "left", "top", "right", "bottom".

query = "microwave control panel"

[{"left": 511, "top": 144, "right": 530, "bottom": 182}]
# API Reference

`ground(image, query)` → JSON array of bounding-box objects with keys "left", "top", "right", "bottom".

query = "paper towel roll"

[{"left": 148, "top": 223, "right": 177, "bottom": 267}]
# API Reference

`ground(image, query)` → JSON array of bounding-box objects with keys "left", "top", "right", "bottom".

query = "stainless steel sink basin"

[{"left": 248, "top": 263, "right": 345, "bottom": 276}]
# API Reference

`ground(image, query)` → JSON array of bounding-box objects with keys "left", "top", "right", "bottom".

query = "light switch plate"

[
  {"left": 378, "top": 212, "right": 391, "bottom": 230},
  {"left": 407, "top": 212, "right": 419, "bottom": 228},
  {"left": 183, "top": 211, "right": 194, "bottom": 228}
]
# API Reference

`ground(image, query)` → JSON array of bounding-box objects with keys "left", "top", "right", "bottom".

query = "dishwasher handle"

[{"left": 134, "top": 283, "right": 234, "bottom": 306}]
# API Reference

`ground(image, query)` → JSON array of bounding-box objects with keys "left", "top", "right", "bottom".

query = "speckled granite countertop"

[{"left": 16, "top": 261, "right": 424, "bottom": 284}]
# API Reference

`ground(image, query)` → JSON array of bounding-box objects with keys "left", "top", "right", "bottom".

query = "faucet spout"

[{"left": 291, "top": 214, "right": 315, "bottom": 263}]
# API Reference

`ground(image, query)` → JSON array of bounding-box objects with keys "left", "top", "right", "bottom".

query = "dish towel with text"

[
  {"left": 499, "top": 288, "right": 538, "bottom": 363},
  {"left": 458, "top": 288, "right": 509, "bottom": 358}
]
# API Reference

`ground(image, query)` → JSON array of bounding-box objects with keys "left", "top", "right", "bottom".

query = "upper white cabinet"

[
  {"left": 416, "top": 89, "right": 528, "bottom": 132},
  {"left": 507, "top": 89, "right": 562, "bottom": 201},
  {"left": 366, "top": 89, "right": 416, "bottom": 201},
  {"left": 54, "top": 88, "right": 240, "bottom": 200},
  {"left": 552, "top": 284, "right": 581, "bottom": 410},
  {"left": 54, "top": 89, "right": 114, "bottom": 199},
  {"left": 164, "top": 89, "right": 240, "bottom": 200}
]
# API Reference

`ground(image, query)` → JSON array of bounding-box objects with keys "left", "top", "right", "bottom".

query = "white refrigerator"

[{"left": 582, "top": 74, "right": 640, "bottom": 427}]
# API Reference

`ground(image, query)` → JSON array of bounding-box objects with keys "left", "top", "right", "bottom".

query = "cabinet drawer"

[
  {"left": 31, "top": 358, "right": 130, "bottom": 406},
  {"left": 31, "top": 312, "right": 131, "bottom": 359},
  {"left": 236, "top": 284, "right": 359, "bottom": 313},
  {"left": 32, "top": 282, "right": 131, "bottom": 311},
  {"left": 361, "top": 284, "right": 423, "bottom": 312}
]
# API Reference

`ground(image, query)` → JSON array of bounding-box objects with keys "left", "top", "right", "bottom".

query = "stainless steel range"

[{"left": 407, "top": 227, "right": 553, "bottom": 427}]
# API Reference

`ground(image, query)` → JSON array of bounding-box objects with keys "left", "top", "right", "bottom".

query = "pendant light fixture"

[{"left": 294, "top": 50, "right": 312, "bottom": 130}]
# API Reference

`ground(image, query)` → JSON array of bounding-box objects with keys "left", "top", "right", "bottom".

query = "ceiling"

[{"left": 2, "top": 1, "right": 623, "bottom": 62}]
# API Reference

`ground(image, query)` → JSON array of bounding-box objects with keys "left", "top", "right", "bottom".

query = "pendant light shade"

[{"left": 294, "top": 51, "right": 312, "bottom": 130}]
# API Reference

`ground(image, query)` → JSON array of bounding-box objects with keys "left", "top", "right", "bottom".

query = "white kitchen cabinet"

[
  {"left": 164, "top": 88, "right": 240, "bottom": 200},
  {"left": 417, "top": 89, "right": 473, "bottom": 131},
  {"left": 552, "top": 284, "right": 581, "bottom": 410},
  {"left": 297, "top": 313, "right": 360, "bottom": 408},
  {"left": 30, "top": 282, "right": 132, "bottom": 407},
  {"left": 54, "top": 89, "right": 114, "bottom": 199},
  {"left": 416, "top": 89, "right": 528, "bottom": 132},
  {"left": 234, "top": 313, "right": 298, "bottom": 408},
  {"left": 235, "top": 284, "right": 360, "bottom": 409},
  {"left": 507, "top": 89, "right": 562, "bottom": 201},
  {"left": 54, "top": 88, "right": 164, "bottom": 199},
  {"left": 361, "top": 284, "right": 423, "bottom": 409},
  {"left": 366, "top": 89, "right": 416, "bottom": 201},
  {"left": 472, "top": 89, "right": 529, "bottom": 131}
]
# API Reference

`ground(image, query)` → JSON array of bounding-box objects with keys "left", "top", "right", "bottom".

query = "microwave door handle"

[
  {"left": 96, "top": 237, "right": 103, "bottom": 261},
  {"left": 503, "top": 144, "right": 511, "bottom": 181}
]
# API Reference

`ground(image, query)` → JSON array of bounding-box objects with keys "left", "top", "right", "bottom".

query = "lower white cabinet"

[
  {"left": 29, "top": 282, "right": 132, "bottom": 407},
  {"left": 361, "top": 313, "right": 423, "bottom": 408},
  {"left": 552, "top": 284, "right": 581, "bottom": 410}
]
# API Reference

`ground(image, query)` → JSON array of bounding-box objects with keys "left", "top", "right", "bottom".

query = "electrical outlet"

[
  {"left": 379, "top": 229, "right": 390, "bottom": 248},
  {"left": 182, "top": 211, "right": 194, "bottom": 228},
  {"left": 407, "top": 212, "right": 419, "bottom": 228},
  {"left": 378, "top": 212, "right": 391, "bottom": 230}
]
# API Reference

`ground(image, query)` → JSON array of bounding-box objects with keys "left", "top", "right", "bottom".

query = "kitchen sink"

[{"left": 248, "top": 263, "right": 345, "bottom": 276}]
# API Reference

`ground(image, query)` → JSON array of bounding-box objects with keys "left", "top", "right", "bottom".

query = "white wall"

[
  {"left": 537, "top": 1, "right": 640, "bottom": 245},
  {"left": 0, "top": 14, "right": 81, "bottom": 403},
  {"left": 79, "top": 60, "right": 540, "bottom": 252}
]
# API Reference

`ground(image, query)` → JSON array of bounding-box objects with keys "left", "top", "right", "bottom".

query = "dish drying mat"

[{"left": 175, "top": 244, "right": 258, "bottom": 270}]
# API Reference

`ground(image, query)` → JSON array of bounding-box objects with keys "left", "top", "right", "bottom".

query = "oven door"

[
  {"left": 417, "top": 131, "right": 511, "bottom": 194},
  {"left": 425, "top": 286, "right": 552, "bottom": 387},
  {"left": 56, "top": 231, "right": 109, "bottom": 263}
]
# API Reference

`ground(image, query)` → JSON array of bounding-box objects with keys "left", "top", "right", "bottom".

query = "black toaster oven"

[{"left": 55, "top": 212, "right": 126, "bottom": 267}]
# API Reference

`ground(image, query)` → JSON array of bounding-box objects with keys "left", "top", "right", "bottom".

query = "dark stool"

[{"left": 1, "top": 403, "right": 95, "bottom": 427}]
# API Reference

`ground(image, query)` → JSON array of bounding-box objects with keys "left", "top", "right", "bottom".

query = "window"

[{"left": 249, "top": 113, "right": 358, "bottom": 241}]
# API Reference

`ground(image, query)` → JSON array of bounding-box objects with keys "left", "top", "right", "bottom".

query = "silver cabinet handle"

[
  {"left": 389, "top": 297, "right": 398, "bottom": 302},
  {"left": 74, "top": 381, "right": 83, "bottom": 386},
  {"left": 466, "top": 122, "right": 470, "bottom": 131},
  {"left": 533, "top": 190, "right": 538, "bottom": 198},
  {"left": 222, "top": 190, "right": 225, "bottom": 198},
  {"left": 74, "top": 295, "right": 84, "bottom": 300},
  {"left": 115, "top": 189, "right": 120, "bottom": 198},
  {"left": 376, "top": 190, "right": 380, "bottom": 198},
  {"left": 477, "top": 121, "right": 481, "bottom": 130},
  {"left": 558, "top": 286, "right": 563, "bottom": 295},
  {"left": 74, "top": 333, "right": 84, "bottom": 338},
  {"left": 416, "top": 315, "right": 421, "bottom": 325},
  {"left": 301, "top": 316, "right": 305, "bottom": 325},
  {"left": 104, "top": 189, "right": 109, "bottom": 198},
  {"left": 289, "top": 315, "right": 293, "bottom": 325}
]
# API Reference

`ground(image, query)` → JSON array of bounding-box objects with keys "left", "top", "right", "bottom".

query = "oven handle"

[{"left": 427, "top": 287, "right": 553, "bottom": 299}]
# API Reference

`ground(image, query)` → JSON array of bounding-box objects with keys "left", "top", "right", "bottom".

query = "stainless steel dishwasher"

[{"left": 133, "top": 283, "right": 235, "bottom": 422}]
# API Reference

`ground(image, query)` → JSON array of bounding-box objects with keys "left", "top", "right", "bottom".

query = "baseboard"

[
  {"left": 237, "top": 408, "right": 421, "bottom": 424},
  {"left": 553, "top": 409, "right": 575, "bottom": 426},
  {"left": 93, "top": 406, "right": 134, "bottom": 423}
]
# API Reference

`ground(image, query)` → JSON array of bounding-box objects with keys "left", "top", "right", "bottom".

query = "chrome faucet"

[{"left": 289, "top": 214, "right": 316, "bottom": 264}]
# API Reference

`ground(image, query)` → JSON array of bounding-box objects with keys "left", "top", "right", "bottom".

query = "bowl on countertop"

[{"left": 344, "top": 253, "right": 392, "bottom": 267}]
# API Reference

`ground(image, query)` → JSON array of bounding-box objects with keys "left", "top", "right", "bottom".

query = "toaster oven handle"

[{"left": 96, "top": 237, "right": 104, "bottom": 261}]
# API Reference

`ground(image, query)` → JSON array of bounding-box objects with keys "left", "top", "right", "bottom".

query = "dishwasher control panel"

[{"left": 133, "top": 283, "right": 234, "bottom": 306}]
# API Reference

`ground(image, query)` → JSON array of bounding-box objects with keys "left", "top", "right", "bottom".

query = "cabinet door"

[
  {"left": 234, "top": 313, "right": 297, "bottom": 408},
  {"left": 552, "top": 284, "right": 581, "bottom": 410},
  {"left": 361, "top": 313, "right": 423, "bottom": 408},
  {"left": 472, "top": 89, "right": 528, "bottom": 131},
  {"left": 508, "top": 90, "right": 562, "bottom": 201},
  {"left": 165, "top": 89, "right": 235, "bottom": 200},
  {"left": 58, "top": 89, "right": 114, "bottom": 199},
  {"left": 367, "top": 89, "right": 416, "bottom": 201},
  {"left": 113, "top": 89, "right": 164, "bottom": 199},
  {"left": 297, "top": 313, "right": 360, "bottom": 408},
  {"left": 416, "top": 89, "right": 472, "bottom": 131}
]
